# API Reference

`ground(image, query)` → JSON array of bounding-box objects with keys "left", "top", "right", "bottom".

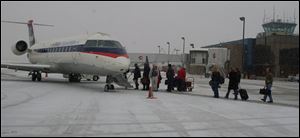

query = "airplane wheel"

[
  {"left": 110, "top": 84, "right": 114, "bottom": 90},
  {"left": 32, "top": 72, "right": 37, "bottom": 81},
  {"left": 69, "top": 73, "right": 81, "bottom": 82},
  {"left": 37, "top": 72, "right": 42, "bottom": 81},
  {"left": 104, "top": 84, "right": 109, "bottom": 92},
  {"left": 93, "top": 75, "right": 99, "bottom": 81}
]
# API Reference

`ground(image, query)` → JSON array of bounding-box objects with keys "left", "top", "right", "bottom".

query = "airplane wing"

[{"left": 1, "top": 63, "right": 51, "bottom": 72}]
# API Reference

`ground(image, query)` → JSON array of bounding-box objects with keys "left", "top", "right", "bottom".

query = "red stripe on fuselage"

[{"left": 81, "top": 52, "right": 129, "bottom": 58}]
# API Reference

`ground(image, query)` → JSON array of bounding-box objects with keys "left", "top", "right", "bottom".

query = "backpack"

[{"left": 151, "top": 69, "right": 158, "bottom": 77}]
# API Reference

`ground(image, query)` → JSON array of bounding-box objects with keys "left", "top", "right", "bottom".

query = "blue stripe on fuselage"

[{"left": 33, "top": 44, "right": 127, "bottom": 55}]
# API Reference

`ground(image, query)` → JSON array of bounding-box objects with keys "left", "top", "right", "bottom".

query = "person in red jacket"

[{"left": 177, "top": 67, "right": 186, "bottom": 91}]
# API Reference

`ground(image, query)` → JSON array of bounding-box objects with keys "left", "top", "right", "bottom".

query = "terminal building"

[
  {"left": 202, "top": 17, "right": 298, "bottom": 78},
  {"left": 129, "top": 16, "right": 298, "bottom": 78},
  {"left": 254, "top": 18, "right": 298, "bottom": 77}
]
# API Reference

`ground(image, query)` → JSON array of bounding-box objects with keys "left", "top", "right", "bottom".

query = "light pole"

[
  {"left": 166, "top": 42, "right": 170, "bottom": 64},
  {"left": 239, "top": 16, "right": 245, "bottom": 73},
  {"left": 181, "top": 37, "right": 185, "bottom": 67},
  {"left": 157, "top": 45, "right": 161, "bottom": 54}
]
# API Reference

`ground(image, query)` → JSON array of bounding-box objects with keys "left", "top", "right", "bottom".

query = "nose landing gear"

[
  {"left": 104, "top": 84, "right": 115, "bottom": 92},
  {"left": 104, "top": 75, "right": 115, "bottom": 92}
]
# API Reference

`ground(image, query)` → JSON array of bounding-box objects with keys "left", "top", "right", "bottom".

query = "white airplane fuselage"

[{"left": 27, "top": 32, "right": 130, "bottom": 76}]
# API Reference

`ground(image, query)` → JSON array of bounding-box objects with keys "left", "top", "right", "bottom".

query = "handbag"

[{"left": 259, "top": 88, "right": 267, "bottom": 95}]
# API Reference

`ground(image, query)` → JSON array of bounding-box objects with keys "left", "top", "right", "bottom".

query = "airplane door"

[{"left": 72, "top": 52, "right": 77, "bottom": 64}]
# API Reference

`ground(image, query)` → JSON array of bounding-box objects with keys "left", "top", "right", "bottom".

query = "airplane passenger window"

[
  {"left": 102, "top": 40, "right": 122, "bottom": 48},
  {"left": 85, "top": 40, "right": 97, "bottom": 47},
  {"left": 97, "top": 40, "right": 103, "bottom": 47}
]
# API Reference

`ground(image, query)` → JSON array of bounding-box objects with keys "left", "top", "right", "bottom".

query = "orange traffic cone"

[{"left": 147, "top": 86, "right": 156, "bottom": 99}]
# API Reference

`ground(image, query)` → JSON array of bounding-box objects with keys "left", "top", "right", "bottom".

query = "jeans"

[
  {"left": 211, "top": 82, "right": 219, "bottom": 98},
  {"left": 263, "top": 84, "right": 273, "bottom": 102}
]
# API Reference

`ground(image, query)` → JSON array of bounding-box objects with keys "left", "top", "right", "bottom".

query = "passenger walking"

[
  {"left": 142, "top": 63, "right": 150, "bottom": 90},
  {"left": 261, "top": 67, "right": 273, "bottom": 103},
  {"left": 236, "top": 67, "right": 241, "bottom": 87},
  {"left": 133, "top": 63, "right": 141, "bottom": 90},
  {"left": 225, "top": 68, "right": 239, "bottom": 100},
  {"left": 149, "top": 64, "right": 159, "bottom": 91},
  {"left": 166, "top": 64, "right": 175, "bottom": 92},
  {"left": 177, "top": 67, "right": 186, "bottom": 91},
  {"left": 157, "top": 69, "right": 162, "bottom": 90},
  {"left": 210, "top": 65, "right": 222, "bottom": 98}
]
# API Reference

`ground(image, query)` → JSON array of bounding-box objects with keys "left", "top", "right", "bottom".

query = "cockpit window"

[
  {"left": 85, "top": 40, "right": 97, "bottom": 47},
  {"left": 86, "top": 40, "right": 123, "bottom": 48},
  {"left": 102, "top": 40, "right": 122, "bottom": 48}
]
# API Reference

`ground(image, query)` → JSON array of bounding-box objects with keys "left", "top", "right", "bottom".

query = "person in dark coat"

[
  {"left": 133, "top": 63, "right": 141, "bottom": 90},
  {"left": 236, "top": 67, "right": 241, "bottom": 86},
  {"left": 142, "top": 63, "right": 150, "bottom": 90},
  {"left": 157, "top": 70, "right": 162, "bottom": 90},
  {"left": 210, "top": 65, "right": 221, "bottom": 98},
  {"left": 225, "top": 68, "right": 239, "bottom": 100},
  {"left": 166, "top": 64, "right": 175, "bottom": 92}
]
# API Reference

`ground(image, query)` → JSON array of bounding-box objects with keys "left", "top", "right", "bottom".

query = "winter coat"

[
  {"left": 143, "top": 64, "right": 150, "bottom": 78},
  {"left": 133, "top": 66, "right": 141, "bottom": 79},
  {"left": 228, "top": 71, "right": 239, "bottom": 90},
  {"left": 166, "top": 67, "right": 175, "bottom": 80},
  {"left": 211, "top": 71, "right": 221, "bottom": 85},
  {"left": 236, "top": 70, "right": 241, "bottom": 83},
  {"left": 177, "top": 68, "right": 186, "bottom": 81},
  {"left": 265, "top": 72, "right": 273, "bottom": 85}
]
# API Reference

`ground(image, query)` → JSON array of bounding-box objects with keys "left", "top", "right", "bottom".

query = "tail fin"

[
  {"left": 27, "top": 20, "right": 35, "bottom": 46},
  {"left": 2, "top": 20, "right": 54, "bottom": 47}
]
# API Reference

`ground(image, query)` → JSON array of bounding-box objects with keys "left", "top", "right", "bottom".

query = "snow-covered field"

[{"left": 1, "top": 69, "right": 299, "bottom": 137}]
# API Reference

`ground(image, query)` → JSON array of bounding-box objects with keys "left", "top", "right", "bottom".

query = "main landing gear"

[
  {"left": 69, "top": 73, "right": 81, "bottom": 82},
  {"left": 30, "top": 71, "right": 42, "bottom": 81},
  {"left": 104, "top": 75, "right": 115, "bottom": 92}
]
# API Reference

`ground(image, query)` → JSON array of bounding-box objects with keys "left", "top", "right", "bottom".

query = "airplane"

[{"left": 1, "top": 20, "right": 132, "bottom": 91}]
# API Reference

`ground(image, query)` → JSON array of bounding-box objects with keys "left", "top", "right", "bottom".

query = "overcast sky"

[{"left": 1, "top": 1, "right": 299, "bottom": 61}]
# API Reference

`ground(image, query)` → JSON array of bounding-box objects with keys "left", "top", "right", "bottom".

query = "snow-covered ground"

[{"left": 1, "top": 68, "right": 299, "bottom": 137}]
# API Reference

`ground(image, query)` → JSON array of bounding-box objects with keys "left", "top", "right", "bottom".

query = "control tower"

[
  {"left": 262, "top": 19, "right": 297, "bottom": 36},
  {"left": 255, "top": 12, "right": 298, "bottom": 77}
]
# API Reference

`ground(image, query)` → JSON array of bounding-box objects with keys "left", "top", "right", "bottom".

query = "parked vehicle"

[{"left": 287, "top": 74, "right": 299, "bottom": 82}]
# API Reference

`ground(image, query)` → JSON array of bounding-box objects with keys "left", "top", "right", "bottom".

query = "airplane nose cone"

[{"left": 115, "top": 57, "right": 130, "bottom": 72}]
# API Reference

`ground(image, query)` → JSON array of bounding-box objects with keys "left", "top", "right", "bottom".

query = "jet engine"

[{"left": 11, "top": 40, "right": 28, "bottom": 55}]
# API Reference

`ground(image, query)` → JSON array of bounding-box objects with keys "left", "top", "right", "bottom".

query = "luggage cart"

[{"left": 185, "top": 77, "right": 194, "bottom": 92}]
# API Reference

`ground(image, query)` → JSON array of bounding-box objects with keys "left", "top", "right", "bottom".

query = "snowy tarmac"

[{"left": 1, "top": 69, "right": 299, "bottom": 137}]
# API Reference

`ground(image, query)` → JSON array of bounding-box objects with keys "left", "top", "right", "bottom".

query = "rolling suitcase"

[{"left": 239, "top": 89, "right": 249, "bottom": 100}]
